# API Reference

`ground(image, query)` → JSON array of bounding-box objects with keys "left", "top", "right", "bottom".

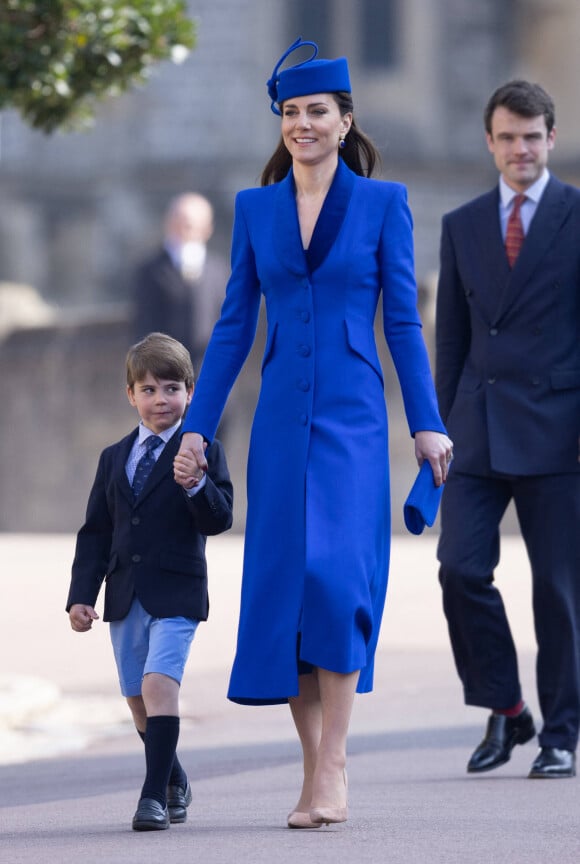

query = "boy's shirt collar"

[{"left": 137, "top": 419, "right": 181, "bottom": 446}]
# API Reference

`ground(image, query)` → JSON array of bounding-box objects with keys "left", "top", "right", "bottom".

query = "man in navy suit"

[{"left": 435, "top": 81, "right": 580, "bottom": 779}]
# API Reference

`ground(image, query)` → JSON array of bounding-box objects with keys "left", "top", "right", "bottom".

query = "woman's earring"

[{"left": 339, "top": 133, "right": 346, "bottom": 150}]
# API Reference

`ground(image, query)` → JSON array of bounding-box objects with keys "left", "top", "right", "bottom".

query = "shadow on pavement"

[{"left": 0, "top": 724, "right": 481, "bottom": 808}]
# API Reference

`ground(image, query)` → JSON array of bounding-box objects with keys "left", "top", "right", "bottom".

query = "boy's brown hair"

[{"left": 126, "top": 332, "right": 194, "bottom": 390}]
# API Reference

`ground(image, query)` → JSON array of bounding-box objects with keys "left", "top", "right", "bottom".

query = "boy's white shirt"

[{"left": 126, "top": 419, "right": 206, "bottom": 496}]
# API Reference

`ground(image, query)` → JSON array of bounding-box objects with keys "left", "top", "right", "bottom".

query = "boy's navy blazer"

[
  {"left": 436, "top": 174, "right": 580, "bottom": 476},
  {"left": 67, "top": 425, "right": 233, "bottom": 621}
]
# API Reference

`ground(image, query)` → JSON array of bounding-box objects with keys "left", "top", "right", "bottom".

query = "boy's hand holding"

[
  {"left": 174, "top": 432, "right": 207, "bottom": 489},
  {"left": 69, "top": 604, "right": 99, "bottom": 632}
]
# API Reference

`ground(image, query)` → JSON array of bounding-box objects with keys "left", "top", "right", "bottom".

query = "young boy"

[{"left": 66, "top": 332, "right": 233, "bottom": 831}]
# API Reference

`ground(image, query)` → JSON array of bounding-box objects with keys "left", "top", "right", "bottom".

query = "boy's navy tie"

[{"left": 132, "top": 435, "right": 163, "bottom": 497}]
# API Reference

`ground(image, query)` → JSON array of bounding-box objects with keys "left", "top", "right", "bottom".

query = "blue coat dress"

[{"left": 183, "top": 158, "right": 446, "bottom": 704}]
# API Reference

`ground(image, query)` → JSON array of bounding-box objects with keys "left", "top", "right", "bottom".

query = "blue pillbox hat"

[{"left": 267, "top": 37, "right": 351, "bottom": 115}]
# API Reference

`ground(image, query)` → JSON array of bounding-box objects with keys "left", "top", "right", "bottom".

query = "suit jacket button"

[
  {"left": 489, "top": 328, "right": 498, "bottom": 336},
  {"left": 132, "top": 554, "right": 141, "bottom": 563},
  {"left": 487, "top": 377, "right": 496, "bottom": 385},
  {"left": 131, "top": 516, "right": 140, "bottom": 525}
]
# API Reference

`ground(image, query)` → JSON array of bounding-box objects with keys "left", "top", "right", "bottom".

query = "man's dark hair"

[{"left": 484, "top": 80, "right": 555, "bottom": 135}]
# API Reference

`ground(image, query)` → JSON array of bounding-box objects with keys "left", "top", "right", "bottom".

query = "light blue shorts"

[{"left": 109, "top": 597, "right": 199, "bottom": 697}]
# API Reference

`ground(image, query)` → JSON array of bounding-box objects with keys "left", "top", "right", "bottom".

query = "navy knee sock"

[
  {"left": 140, "top": 715, "right": 180, "bottom": 806},
  {"left": 137, "top": 725, "right": 187, "bottom": 788}
]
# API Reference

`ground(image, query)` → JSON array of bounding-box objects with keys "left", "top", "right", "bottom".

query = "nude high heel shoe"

[
  {"left": 309, "top": 770, "right": 348, "bottom": 826},
  {"left": 287, "top": 810, "right": 322, "bottom": 829},
  {"left": 309, "top": 803, "right": 348, "bottom": 825}
]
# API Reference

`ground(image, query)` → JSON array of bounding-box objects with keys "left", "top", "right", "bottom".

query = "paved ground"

[{"left": 1, "top": 533, "right": 578, "bottom": 864}]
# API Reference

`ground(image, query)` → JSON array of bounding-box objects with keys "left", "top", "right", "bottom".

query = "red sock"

[{"left": 494, "top": 700, "right": 525, "bottom": 717}]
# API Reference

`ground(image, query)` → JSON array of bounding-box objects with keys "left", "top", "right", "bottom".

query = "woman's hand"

[
  {"left": 174, "top": 432, "right": 208, "bottom": 489},
  {"left": 414, "top": 430, "right": 454, "bottom": 486}
]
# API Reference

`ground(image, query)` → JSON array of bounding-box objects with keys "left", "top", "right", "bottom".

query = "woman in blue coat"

[{"left": 175, "top": 39, "right": 453, "bottom": 827}]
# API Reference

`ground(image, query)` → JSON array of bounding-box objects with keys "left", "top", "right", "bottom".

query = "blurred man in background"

[{"left": 133, "top": 193, "right": 228, "bottom": 372}]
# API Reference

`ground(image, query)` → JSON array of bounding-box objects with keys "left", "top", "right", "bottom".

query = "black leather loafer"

[
  {"left": 167, "top": 781, "right": 192, "bottom": 823},
  {"left": 467, "top": 705, "right": 536, "bottom": 773},
  {"left": 132, "top": 797, "right": 170, "bottom": 831},
  {"left": 529, "top": 747, "right": 576, "bottom": 779}
]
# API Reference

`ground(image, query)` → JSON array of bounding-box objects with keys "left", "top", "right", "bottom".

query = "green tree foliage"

[{"left": 0, "top": 1, "right": 196, "bottom": 133}]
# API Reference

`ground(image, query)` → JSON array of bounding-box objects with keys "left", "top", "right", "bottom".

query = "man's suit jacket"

[
  {"left": 133, "top": 248, "right": 228, "bottom": 367},
  {"left": 436, "top": 175, "right": 580, "bottom": 476},
  {"left": 67, "top": 427, "right": 233, "bottom": 621}
]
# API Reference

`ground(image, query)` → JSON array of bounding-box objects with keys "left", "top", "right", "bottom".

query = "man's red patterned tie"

[{"left": 505, "top": 194, "right": 525, "bottom": 268}]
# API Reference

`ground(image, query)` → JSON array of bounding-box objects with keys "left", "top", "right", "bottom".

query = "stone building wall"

[
  {"left": 0, "top": 304, "right": 260, "bottom": 534},
  {"left": 4, "top": 0, "right": 580, "bottom": 311},
  {"left": 0, "top": 0, "right": 579, "bottom": 532},
  {"left": 0, "top": 301, "right": 431, "bottom": 535}
]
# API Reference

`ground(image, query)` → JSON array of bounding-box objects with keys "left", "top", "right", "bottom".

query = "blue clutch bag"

[{"left": 403, "top": 461, "right": 444, "bottom": 535}]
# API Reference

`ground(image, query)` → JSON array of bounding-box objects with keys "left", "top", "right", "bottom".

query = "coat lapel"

[
  {"left": 465, "top": 189, "right": 510, "bottom": 323},
  {"left": 273, "top": 169, "right": 308, "bottom": 276},
  {"left": 115, "top": 429, "right": 138, "bottom": 503},
  {"left": 272, "top": 159, "right": 356, "bottom": 276},
  {"left": 306, "top": 158, "right": 355, "bottom": 272},
  {"left": 498, "top": 177, "right": 571, "bottom": 319}
]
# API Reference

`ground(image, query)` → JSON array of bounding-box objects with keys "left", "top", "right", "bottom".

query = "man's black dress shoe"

[
  {"left": 167, "top": 781, "right": 192, "bottom": 823},
  {"left": 467, "top": 705, "right": 536, "bottom": 773},
  {"left": 132, "top": 797, "right": 170, "bottom": 831},
  {"left": 529, "top": 747, "right": 576, "bottom": 779}
]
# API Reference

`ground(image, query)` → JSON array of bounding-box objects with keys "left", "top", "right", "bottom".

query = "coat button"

[
  {"left": 489, "top": 328, "right": 498, "bottom": 336},
  {"left": 297, "top": 344, "right": 311, "bottom": 357},
  {"left": 297, "top": 378, "right": 310, "bottom": 392},
  {"left": 487, "top": 377, "right": 496, "bottom": 385},
  {"left": 299, "top": 310, "right": 311, "bottom": 323},
  {"left": 132, "top": 554, "right": 141, "bottom": 563},
  {"left": 131, "top": 516, "right": 140, "bottom": 525}
]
